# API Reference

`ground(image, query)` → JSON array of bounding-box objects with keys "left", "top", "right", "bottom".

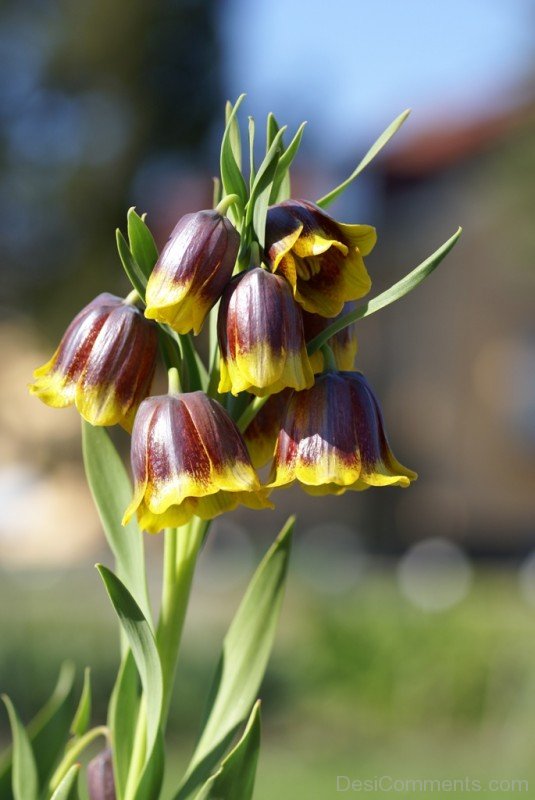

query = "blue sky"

[{"left": 221, "top": 0, "right": 535, "bottom": 160}]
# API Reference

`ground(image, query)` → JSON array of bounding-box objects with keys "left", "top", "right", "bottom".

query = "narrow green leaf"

[
  {"left": 70, "top": 668, "right": 91, "bottom": 737},
  {"left": 307, "top": 227, "right": 463, "bottom": 355},
  {"left": 225, "top": 100, "right": 242, "bottom": 172},
  {"left": 97, "top": 566, "right": 163, "bottom": 800},
  {"left": 220, "top": 96, "right": 248, "bottom": 214},
  {"left": 175, "top": 517, "right": 294, "bottom": 800},
  {"left": 316, "top": 109, "right": 411, "bottom": 208},
  {"left": 116, "top": 229, "right": 147, "bottom": 301},
  {"left": 247, "top": 127, "right": 287, "bottom": 247},
  {"left": 266, "top": 112, "right": 280, "bottom": 151},
  {"left": 127, "top": 209, "right": 159, "bottom": 279},
  {"left": 269, "top": 121, "right": 306, "bottom": 203},
  {"left": 248, "top": 117, "right": 256, "bottom": 191},
  {"left": 212, "top": 177, "right": 222, "bottom": 208},
  {"left": 82, "top": 424, "right": 152, "bottom": 626},
  {"left": 0, "top": 662, "right": 76, "bottom": 800},
  {"left": 193, "top": 702, "right": 261, "bottom": 800},
  {"left": 50, "top": 765, "right": 80, "bottom": 800},
  {"left": 108, "top": 652, "right": 141, "bottom": 800},
  {"left": 1, "top": 696, "right": 38, "bottom": 800}
]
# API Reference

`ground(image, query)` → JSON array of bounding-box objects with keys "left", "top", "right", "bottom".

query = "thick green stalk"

[{"left": 156, "top": 519, "right": 208, "bottom": 725}]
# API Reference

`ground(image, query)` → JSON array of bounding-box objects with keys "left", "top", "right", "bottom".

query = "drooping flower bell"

[
  {"left": 217, "top": 267, "right": 314, "bottom": 397},
  {"left": 122, "top": 384, "right": 272, "bottom": 533},
  {"left": 265, "top": 200, "right": 376, "bottom": 317},
  {"left": 144, "top": 208, "right": 240, "bottom": 335},
  {"left": 302, "top": 302, "right": 358, "bottom": 373},
  {"left": 267, "top": 370, "right": 416, "bottom": 495},
  {"left": 30, "top": 292, "right": 157, "bottom": 431}
]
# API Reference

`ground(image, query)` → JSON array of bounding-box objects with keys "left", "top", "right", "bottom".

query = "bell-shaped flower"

[
  {"left": 302, "top": 302, "right": 358, "bottom": 373},
  {"left": 30, "top": 293, "right": 157, "bottom": 431},
  {"left": 122, "top": 391, "right": 273, "bottom": 533},
  {"left": 265, "top": 200, "right": 376, "bottom": 317},
  {"left": 267, "top": 371, "right": 416, "bottom": 495},
  {"left": 217, "top": 267, "right": 314, "bottom": 397},
  {"left": 145, "top": 209, "right": 239, "bottom": 334}
]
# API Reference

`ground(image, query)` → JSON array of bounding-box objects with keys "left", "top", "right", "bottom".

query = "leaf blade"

[
  {"left": 82, "top": 423, "right": 152, "bottom": 626},
  {"left": 193, "top": 702, "right": 261, "bottom": 800},
  {"left": 50, "top": 764, "right": 80, "bottom": 800},
  {"left": 70, "top": 668, "right": 91, "bottom": 738},
  {"left": 316, "top": 109, "right": 411, "bottom": 208},
  {"left": 306, "top": 228, "right": 463, "bottom": 355},
  {"left": 1, "top": 696, "right": 38, "bottom": 800},
  {"left": 175, "top": 517, "right": 294, "bottom": 799},
  {"left": 127, "top": 209, "right": 159, "bottom": 279},
  {"left": 97, "top": 566, "right": 163, "bottom": 800}
]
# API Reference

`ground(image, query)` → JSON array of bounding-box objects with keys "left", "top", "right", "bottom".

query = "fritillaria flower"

[
  {"left": 267, "top": 371, "right": 416, "bottom": 495},
  {"left": 30, "top": 293, "right": 157, "bottom": 431},
  {"left": 302, "top": 302, "right": 358, "bottom": 373},
  {"left": 145, "top": 209, "right": 239, "bottom": 334},
  {"left": 217, "top": 267, "right": 314, "bottom": 396},
  {"left": 122, "top": 391, "right": 272, "bottom": 533},
  {"left": 265, "top": 200, "right": 376, "bottom": 317}
]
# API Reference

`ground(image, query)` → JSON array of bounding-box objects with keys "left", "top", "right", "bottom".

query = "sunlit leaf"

[
  {"left": 307, "top": 227, "right": 463, "bottom": 355},
  {"left": 127, "top": 209, "right": 159, "bottom": 279},
  {"left": 220, "top": 96, "right": 248, "bottom": 217},
  {"left": 116, "top": 229, "right": 147, "bottom": 301},
  {"left": 269, "top": 121, "right": 306, "bottom": 203},
  {"left": 82, "top": 424, "right": 152, "bottom": 627},
  {"left": 97, "top": 566, "right": 164, "bottom": 800},
  {"left": 108, "top": 652, "right": 140, "bottom": 800},
  {"left": 193, "top": 702, "right": 261, "bottom": 800},
  {"left": 174, "top": 517, "right": 294, "bottom": 800},
  {"left": 316, "top": 109, "right": 410, "bottom": 208}
]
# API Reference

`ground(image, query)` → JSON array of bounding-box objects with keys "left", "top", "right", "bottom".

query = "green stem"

[
  {"left": 215, "top": 193, "right": 240, "bottom": 216},
  {"left": 168, "top": 366, "right": 181, "bottom": 395},
  {"left": 156, "top": 518, "right": 208, "bottom": 725},
  {"left": 321, "top": 344, "right": 337, "bottom": 371},
  {"left": 124, "top": 289, "right": 142, "bottom": 306},
  {"left": 49, "top": 726, "right": 109, "bottom": 792},
  {"left": 237, "top": 395, "right": 270, "bottom": 432}
]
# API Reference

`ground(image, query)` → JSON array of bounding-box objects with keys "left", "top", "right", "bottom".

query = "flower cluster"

[{"left": 30, "top": 105, "right": 419, "bottom": 534}]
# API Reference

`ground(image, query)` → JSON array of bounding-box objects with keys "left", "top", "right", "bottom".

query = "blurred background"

[{"left": 1, "top": 0, "right": 535, "bottom": 797}]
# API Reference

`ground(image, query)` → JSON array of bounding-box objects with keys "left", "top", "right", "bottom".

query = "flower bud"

[
  {"left": 87, "top": 748, "right": 115, "bottom": 800},
  {"left": 122, "top": 391, "right": 272, "bottom": 533},
  {"left": 302, "top": 302, "right": 358, "bottom": 373},
  {"left": 217, "top": 267, "right": 314, "bottom": 397},
  {"left": 265, "top": 200, "right": 376, "bottom": 317},
  {"left": 268, "top": 371, "right": 416, "bottom": 495},
  {"left": 30, "top": 293, "right": 157, "bottom": 431},
  {"left": 144, "top": 210, "right": 239, "bottom": 334}
]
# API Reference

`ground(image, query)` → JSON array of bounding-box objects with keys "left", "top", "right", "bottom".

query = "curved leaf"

[
  {"left": 1, "top": 695, "right": 38, "bottom": 800},
  {"left": 175, "top": 517, "right": 294, "bottom": 799},
  {"left": 194, "top": 702, "right": 261, "bottom": 800},
  {"left": 220, "top": 95, "right": 248, "bottom": 215},
  {"left": 316, "top": 108, "right": 411, "bottom": 208},
  {"left": 82, "top": 423, "right": 152, "bottom": 626},
  {"left": 70, "top": 668, "right": 91, "bottom": 738},
  {"left": 307, "top": 227, "right": 462, "bottom": 355},
  {"left": 50, "top": 764, "right": 80, "bottom": 800},
  {"left": 127, "top": 209, "right": 158, "bottom": 279},
  {"left": 0, "top": 663, "right": 76, "bottom": 800},
  {"left": 97, "top": 566, "right": 163, "bottom": 800}
]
